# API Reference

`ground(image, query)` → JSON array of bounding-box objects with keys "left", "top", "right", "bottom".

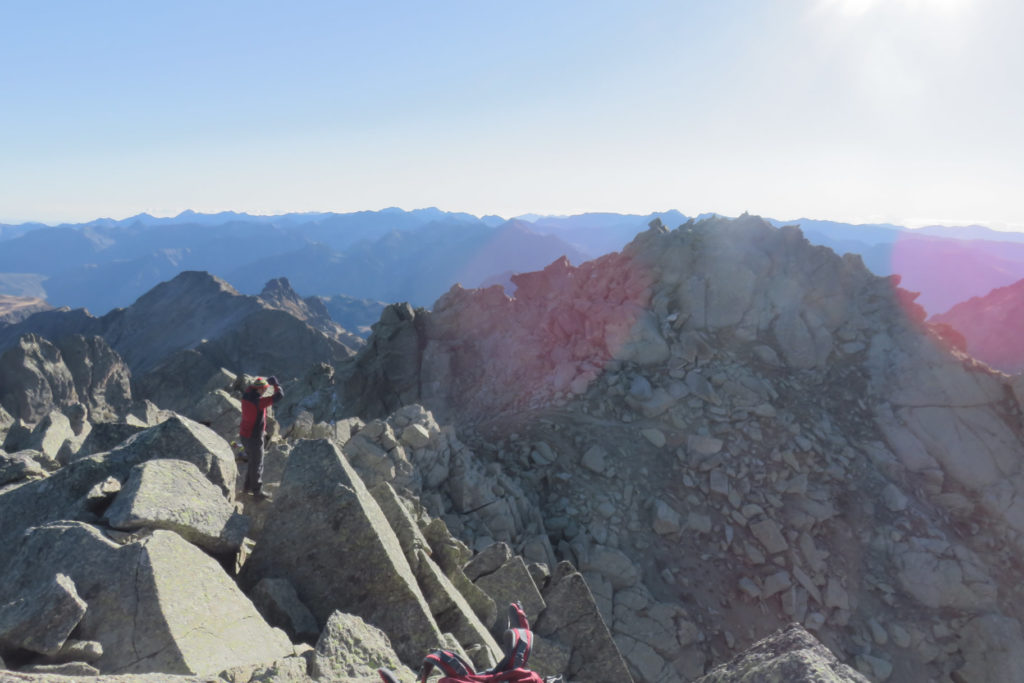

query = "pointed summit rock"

[
  {"left": 102, "top": 271, "right": 263, "bottom": 372},
  {"left": 241, "top": 438, "right": 450, "bottom": 664}
]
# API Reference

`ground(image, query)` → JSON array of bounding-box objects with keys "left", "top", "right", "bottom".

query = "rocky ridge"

[
  {"left": 317, "top": 215, "right": 1024, "bottom": 682},
  {"left": 2, "top": 215, "right": 1022, "bottom": 682}
]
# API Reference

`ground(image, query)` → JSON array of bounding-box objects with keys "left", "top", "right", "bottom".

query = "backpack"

[{"left": 378, "top": 602, "right": 563, "bottom": 683}]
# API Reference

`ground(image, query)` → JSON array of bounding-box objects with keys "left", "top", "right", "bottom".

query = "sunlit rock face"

[
  {"left": 931, "top": 276, "right": 1024, "bottom": 374},
  {"left": 337, "top": 214, "right": 1024, "bottom": 683}
]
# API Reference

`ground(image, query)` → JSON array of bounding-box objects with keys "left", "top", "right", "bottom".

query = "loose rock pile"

[
  {"left": 0, "top": 337, "right": 637, "bottom": 682},
  {"left": 330, "top": 215, "right": 1024, "bottom": 682}
]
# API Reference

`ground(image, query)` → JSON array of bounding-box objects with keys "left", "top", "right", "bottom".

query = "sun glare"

[{"left": 822, "top": 0, "right": 965, "bottom": 15}]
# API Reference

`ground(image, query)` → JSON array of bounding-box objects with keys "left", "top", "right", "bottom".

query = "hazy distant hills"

[
  {"left": 225, "top": 218, "right": 588, "bottom": 306},
  {"left": 3, "top": 208, "right": 1024, "bottom": 321},
  {"left": 770, "top": 218, "right": 1024, "bottom": 314},
  {"left": 0, "top": 208, "right": 599, "bottom": 315}
]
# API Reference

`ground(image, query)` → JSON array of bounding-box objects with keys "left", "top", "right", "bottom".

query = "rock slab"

[{"left": 240, "top": 438, "right": 444, "bottom": 664}]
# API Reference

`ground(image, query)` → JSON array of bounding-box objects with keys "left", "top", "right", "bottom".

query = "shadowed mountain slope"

[{"left": 0, "top": 272, "right": 359, "bottom": 380}]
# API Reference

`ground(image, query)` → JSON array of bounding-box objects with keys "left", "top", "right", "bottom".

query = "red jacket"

[{"left": 239, "top": 385, "right": 283, "bottom": 438}]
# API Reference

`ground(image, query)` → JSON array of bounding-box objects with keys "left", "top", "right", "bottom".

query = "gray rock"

[
  {"left": 762, "top": 571, "right": 792, "bottom": 598},
  {"left": 0, "top": 415, "right": 237, "bottom": 578},
  {"left": 53, "top": 334, "right": 133, "bottom": 422},
  {"left": 24, "top": 410, "right": 78, "bottom": 465},
  {"left": 19, "top": 662, "right": 101, "bottom": 676},
  {"left": 250, "top": 577, "right": 321, "bottom": 644},
  {"left": 534, "top": 562, "right": 634, "bottom": 683},
  {"left": 894, "top": 541, "right": 996, "bottom": 610},
  {"left": 529, "top": 632, "right": 573, "bottom": 680},
  {"left": 750, "top": 519, "right": 788, "bottom": 555},
  {"left": 421, "top": 519, "right": 497, "bottom": 629},
  {"left": 369, "top": 482, "right": 431, "bottom": 562},
  {"left": 106, "top": 415, "right": 237, "bottom": 498},
  {"left": 954, "top": 614, "right": 1024, "bottom": 683},
  {"left": 688, "top": 434, "right": 724, "bottom": 456},
  {"left": 0, "top": 573, "right": 86, "bottom": 655},
  {"left": 400, "top": 423, "right": 431, "bottom": 448},
  {"left": 311, "top": 610, "right": 414, "bottom": 682},
  {"left": 0, "top": 334, "right": 78, "bottom": 423},
  {"left": 76, "top": 421, "right": 147, "bottom": 459},
  {"left": 579, "top": 544, "right": 639, "bottom": 590},
  {"left": 0, "top": 521, "right": 291, "bottom": 675},
  {"left": 240, "top": 438, "right": 444, "bottom": 664},
  {"left": 104, "top": 458, "right": 248, "bottom": 554},
  {"left": 44, "top": 638, "right": 104, "bottom": 664},
  {"left": 474, "top": 556, "right": 547, "bottom": 632},
  {"left": 582, "top": 445, "right": 609, "bottom": 474},
  {"left": 640, "top": 428, "right": 665, "bottom": 448},
  {"left": 696, "top": 624, "right": 868, "bottom": 682},
  {"left": 412, "top": 548, "right": 501, "bottom": 669},
  {"left": 0, "top": 402, "right": 11, "bottom": 437},
  {"left": 1, "top": 419, "right": 32, "bottom": 454},
  {"left": 651, "top": 500, "right": 682, "bottom": 536},
  {"left": 615, "top": 633, "right": 668, "bottom": 682},
  {"left": 220, "top": 656, "right": 312, "bottom": 683},
  {"left": 464, "top": 542, "right": 513, "bottom": 581},
  {"left": 186, "top": 389, "right": 241, "bottom": 442},
  {"left": 0, "top": 450, "right": 48, "bottom": 486}
]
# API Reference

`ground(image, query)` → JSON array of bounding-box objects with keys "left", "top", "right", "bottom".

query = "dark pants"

[{"left": 243, "top": 433, "right": 265, "bottom": 493}]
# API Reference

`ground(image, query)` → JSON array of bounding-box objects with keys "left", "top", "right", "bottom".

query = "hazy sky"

[{"left": 1, "top": 0, "right": 1021, "bottom": 229}]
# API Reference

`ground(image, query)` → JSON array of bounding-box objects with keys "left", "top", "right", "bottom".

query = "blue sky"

[{"left": 1, "top": 0, "right": 1022, "bottom": 229}]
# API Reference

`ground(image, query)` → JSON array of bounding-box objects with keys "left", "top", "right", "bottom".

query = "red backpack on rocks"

[{"left": 378, "top": 602, "right": 560, "bottom": 683}]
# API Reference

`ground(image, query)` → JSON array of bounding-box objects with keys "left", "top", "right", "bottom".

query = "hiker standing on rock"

[{"left": 240, "top": 376, "right": 283, "bottom": 499}]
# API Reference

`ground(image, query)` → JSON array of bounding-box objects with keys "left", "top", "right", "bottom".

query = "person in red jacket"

[{"left": 239, "top": 375, "right": 283, "bottom": 499}]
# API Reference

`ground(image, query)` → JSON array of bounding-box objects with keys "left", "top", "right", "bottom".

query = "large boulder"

[
  {"left": 954, "top": 614, "right": 1024, "bottom": 683},
  {"left": 240, "top": 438, "right": 445, "bottom": 664},
  {"left": 105, "top": 415, "right": 236, "bottom": 498},
  {"left": 694, "top": 623, "right": 869, "bottom": 682},
  {"left": 23, "top": 410, "right": 81, "bottom": 466},
  {"left": 421, "top": 519, "right": 497, "bottom": 629},
  {"left": 312, "top": 611, "right": 416, "bottom": 682},
  {"left": 75, "top": 421, "right": 148, "bottom": 459},
  {"left": 186, "top": 389, "right": 242, "bottom": 442},
  {"left": 534, "top": 562, "right": 634, "bottom": 683},
  {"left": 0, "top": 521, "right": 292, "bottom": 675},
  {"left": 0, "top": 415, "right": 236, "bottom": 578},
  {"left": 0, "top": 449, "right": 49, "bottom": 487},
  {"left": 474, "top": 556, "right": 546, "bottom": 632},
  {"left": 0, "top": 573, "right": 86, "bottom": 656},
  {"left": 104, "top": 459, "right": 249, "bottom": 554},
  {"left": 412, "top": 548, "right": 501, "bottom": 670},
  {"left": 0, "top": 334, "right": 78, "bottom": 423},
  {"left": 249, "top": 577, "right": 320, "bottom": 644}
]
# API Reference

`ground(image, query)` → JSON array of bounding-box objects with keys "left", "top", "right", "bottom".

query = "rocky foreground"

[
  {"left": 1, "top": 215, "right": 1023, "bottom": 682},
  {"left": 0, "top": 360, "right": 853, "bottom": 683}
]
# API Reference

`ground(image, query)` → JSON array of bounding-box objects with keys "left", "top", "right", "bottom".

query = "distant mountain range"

[{"left": 2, "top": 208, "right": 1024, "bottom": 319}]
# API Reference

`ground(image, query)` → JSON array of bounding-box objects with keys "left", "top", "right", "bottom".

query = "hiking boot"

[{"left": 252, "top": 488, "right": 272, "bottom": 502}]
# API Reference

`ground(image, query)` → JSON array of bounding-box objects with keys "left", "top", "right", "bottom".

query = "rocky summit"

[{"left": 0, "top": 214, "right": 1022, "bottom": 683}]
